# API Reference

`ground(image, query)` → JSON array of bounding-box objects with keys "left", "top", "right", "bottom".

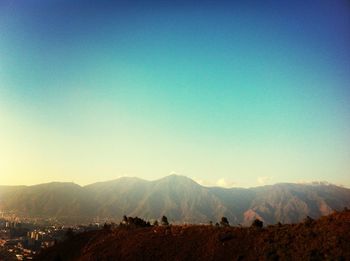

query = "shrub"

[
  {"left": 103, "top": 223, "right": 111, "bottom": 230},
  {"left": 161, "top": 215, "right": 169, "bottom": 226},
  {"left": 251, "top": 219, "right": 263, "bottom": 229},
  {"left": 220, "top": 217, "right": 230, "bottom": 227},
  {"left": 303, "top": 216, "right": 314, "bottom": 227},
  {"left": 120, "top": 216, "right": 151, "bottom": 228}
]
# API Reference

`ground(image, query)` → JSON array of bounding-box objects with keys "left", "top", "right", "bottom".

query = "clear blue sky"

[{"left": 0, "top": 0, "right": 349, "bottom": 187}]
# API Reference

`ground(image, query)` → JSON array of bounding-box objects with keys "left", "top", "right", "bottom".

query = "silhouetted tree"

[
  {"left": 220, "top": 217, "right": 230, "bottom": 227},
  {"left": 153, "top": 220, "right": 159, "bottom": 226},
  {"left": 161, "top": 215, "right": 169, "bottom": 226},
  {"left": 127, "top": 216, "right": 134, "bottom": 225},
  {"left": 120, "top": 216, "right": 151, "bottom": 228},
  {"left": 103, "top": 223, "right": 111, "bottom": 230},
  {"left": 209, "top": 221, "right": 213, "bottom": 226},
  {"left": 251, "top": 219, "right": 263, "bottom": 229},
  {"left": 122, "top": 215, "right": 128, "bottom": 223},
  {"left": 303, "top": 216, "right": 314, "bottom": 227}
]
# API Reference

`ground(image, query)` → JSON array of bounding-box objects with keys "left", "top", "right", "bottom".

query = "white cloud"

[
  {"left": 215, "top": 178, "right": 236, "bottom": 188},
  {"left": 192, "top": 177, "right": 211, "bottom": 187},
  {"left": 257, "top": 176, "right": 272, "bottom": 185},
  {"left": 192, "top": 177, "right": 236, "bottom": 188}
]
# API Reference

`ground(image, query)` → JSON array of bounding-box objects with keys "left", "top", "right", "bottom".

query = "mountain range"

[{"left": 1, "top": 175, "right": 349, "bottom": 225}]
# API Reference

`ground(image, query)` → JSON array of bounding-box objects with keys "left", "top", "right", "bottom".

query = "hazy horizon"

[
  {"left": 0, "top": 174, "right": 348, "bottom": 190},
  {"left": 1, "top": 0, "right": 349, "bottom": 188}
]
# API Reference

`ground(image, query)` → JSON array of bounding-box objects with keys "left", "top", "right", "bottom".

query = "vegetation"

[
  {"left": 36, "top": 209, "right": 350, "bottom": 261},
  {"left": 220, "top": 217, "right": 230, "bottom": 227},
  {"left": 161, "top": 215, "right": 169, "bottom": 226},
  {"left": 120, "top": 216, "right": 151, "bottom": 228},
  {"left": 251, "top": 219, "right": 263, "bottom": 229},
  {"left": 303, "top": 216, "right": 315, "bottom": 227}
]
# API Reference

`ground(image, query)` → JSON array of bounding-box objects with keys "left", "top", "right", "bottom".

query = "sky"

[{"left": 0, "top": 0, "right": 349, "bottom": 187}]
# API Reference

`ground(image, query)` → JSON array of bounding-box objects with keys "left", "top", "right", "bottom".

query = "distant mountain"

[{"left": 1, "top": 175, "right": 349, "bottom": 225}]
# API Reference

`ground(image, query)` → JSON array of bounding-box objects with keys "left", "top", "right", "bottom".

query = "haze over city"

[{"left": 0, "top": 0, "right": 349, "bottom": 188}]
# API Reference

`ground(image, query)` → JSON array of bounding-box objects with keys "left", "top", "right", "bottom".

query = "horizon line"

[{"left": 0, "top": 174, "right": 346, "bottom": 189}]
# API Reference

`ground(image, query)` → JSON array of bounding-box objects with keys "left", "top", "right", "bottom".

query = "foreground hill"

[
  {"left": 1, "top": 175, "right": 350, "bottom": 224},
  {"left": 36, "top": 210, "right": 350, "bottom": 261}
]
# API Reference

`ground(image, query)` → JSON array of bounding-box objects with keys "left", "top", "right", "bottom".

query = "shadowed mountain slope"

[{"left": 1, "top": 175, "right": 350, "bottom": 224}]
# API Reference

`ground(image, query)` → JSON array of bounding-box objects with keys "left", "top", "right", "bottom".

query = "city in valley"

[{"left": 0, "top": 212, "right": 102, "bottom": 260}]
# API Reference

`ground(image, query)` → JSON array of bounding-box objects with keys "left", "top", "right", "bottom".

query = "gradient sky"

[{"left": 0, "top": 0, "right": 349, "bottom": 187}]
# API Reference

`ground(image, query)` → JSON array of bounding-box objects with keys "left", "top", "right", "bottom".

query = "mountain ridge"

[
  {"left": 1, "top": 175, "right": 346, "bottom": 189},
  {"left": 1, "top": 175, "right": 349, "bottom": 225}
]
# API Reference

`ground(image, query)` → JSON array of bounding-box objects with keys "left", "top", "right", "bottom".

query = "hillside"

[
  {"left": 36, "top": 210, "right": 350, "bottom": 261},
  {"left": 1, "top": 175, "right": 350, "bottom": 224}
]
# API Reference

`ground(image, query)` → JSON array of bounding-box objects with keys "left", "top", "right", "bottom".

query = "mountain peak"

[
  {"left": 1, "top": 177, "right": 350, "bottom": 225},
  {"left": 158, "top": 174, "right": 198, "bottom": 184}
]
